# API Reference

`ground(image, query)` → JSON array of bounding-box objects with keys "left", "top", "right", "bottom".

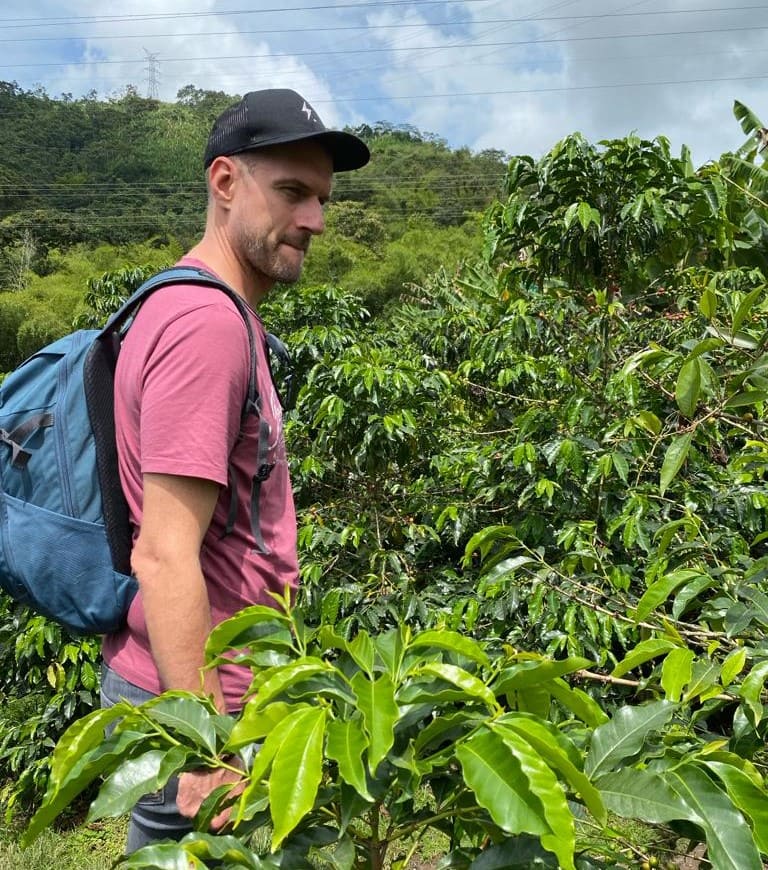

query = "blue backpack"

[{"left": 0, "top": 266, "right": 271, "bottom": 635}]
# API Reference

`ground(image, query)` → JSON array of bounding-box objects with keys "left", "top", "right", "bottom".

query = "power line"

[
  {"left": 0, "top": 71, "right": 765, "bottom": 114},
  {"left": 0, "top": 178, "right": 504, "bottom": 192},
  {"left": 3, "top": 24, "right": 767, "bottom": 69},
  {"left": 4, "top": 40, "right": 764, "bottom": 99},
  {"left": 0, "top": 0, "right": 497, "bottom": 28},
  {"left": 2, "top": 7, "right": 763, "bottom": 42},
  {"left": 332, "top": 74, "right": 768, "bottom": 101},
  {"left": 0, "top": 203, "right": 495, "bottom": 229},
  {"left": 0, "top": 182, "right": 506, "bottom": 199}
]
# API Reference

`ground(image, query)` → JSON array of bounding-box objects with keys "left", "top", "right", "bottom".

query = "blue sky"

[{"left": 2, "top": 0, "right": 768, "bottom": 166}]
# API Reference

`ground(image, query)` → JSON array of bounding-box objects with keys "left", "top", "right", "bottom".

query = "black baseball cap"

[{"left": 203, "top": 88, "right": 370, "bottom": 172}]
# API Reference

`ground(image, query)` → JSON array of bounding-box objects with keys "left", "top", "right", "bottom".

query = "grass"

[
  {"left": 0, "top": 816, "right": 128, "bottom": 870},
  {"left": 0, "top": 801, "right": 689, "bottom": 869},
  {"left": 0, "top": 815, "right": 446, "bottom": 869}
]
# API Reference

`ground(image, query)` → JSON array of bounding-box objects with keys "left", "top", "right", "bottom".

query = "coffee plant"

[{"left": 7, "top": 101, "right": 768, "bottom": 867}]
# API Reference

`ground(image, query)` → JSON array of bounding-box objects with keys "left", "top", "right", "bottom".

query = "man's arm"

[
  {"left": 132, "top": 472, "right": 244, "bottom": 826},
  {"left": 131, "top": 471, "right": 226, "bottom": 711}
]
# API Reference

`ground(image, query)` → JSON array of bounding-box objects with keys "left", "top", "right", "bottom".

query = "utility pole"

[{"left": 143, "top": 48, "right": 160, "bottom": 99}]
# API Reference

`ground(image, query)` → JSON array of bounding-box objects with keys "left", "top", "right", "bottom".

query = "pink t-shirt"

[{"left": 102, "top": 258, "right": 299, "bottom": 711}]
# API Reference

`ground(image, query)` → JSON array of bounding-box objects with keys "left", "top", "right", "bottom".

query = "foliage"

[
  {"left": 0, "top": 242, "right": 180, "bottom": 373},
  {"left": 0, "top": 816, "right": 126, "bottom": 869},
  {"left": 75, "top": 264, "right": 161, "bottom": 328},
  {"left": 298, "top": 214, "right": 481, "bottom": 314},
  {"left": 0, "top": 294, "right": 28, "bottom": 373},
  {"left": 22, "top": 603, "right": 768, "bottom": 868},
  {"left": 0, "top": 255, "right": 177, "bottom": 813},
  {"left": 0, "top": 603, "right": 101, "bottom": 816},
  {"left": 0, "top": 81, "right": 505, "bottom": 306},
  {"left": 6, "top": 99, "right": 768, "bottom": 868}
]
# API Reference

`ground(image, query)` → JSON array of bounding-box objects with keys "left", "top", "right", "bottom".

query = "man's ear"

[{"left": 207, "top": 156, "right": 238, "bottom": 208}]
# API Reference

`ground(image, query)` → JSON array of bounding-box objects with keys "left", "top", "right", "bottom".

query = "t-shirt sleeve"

[{"left": 138, "top": 302, "right": 249, "bottom": 486}]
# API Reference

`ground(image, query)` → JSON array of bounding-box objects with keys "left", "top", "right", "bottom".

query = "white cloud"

[
  {"left": 3, "top": 0, "right": 346, "bottom": 125},
  {"left": 361, "top": 0, "right": 768, "bottom": 163},
  {"left": 2, "top": 0, "right": 767, "bottom": 165}
]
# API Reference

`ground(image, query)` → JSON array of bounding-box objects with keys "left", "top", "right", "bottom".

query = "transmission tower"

[{"left": 143, "top": 48, "right": 160, "bottom": 99}]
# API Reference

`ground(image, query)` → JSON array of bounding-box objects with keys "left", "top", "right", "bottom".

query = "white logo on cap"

[{"left": 301, "top": 101, "right": 313, "bottom": 121}]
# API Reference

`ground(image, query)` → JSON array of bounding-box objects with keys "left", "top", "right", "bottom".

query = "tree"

[
  {"left": 3, "top": 228, "right": 37, "bottom": 291},
  {"left": 23, "top": 603, "right": 768, "bottom": 868},
  {"left": 7, "top": 102, "right": 768, "bottom": 867}
]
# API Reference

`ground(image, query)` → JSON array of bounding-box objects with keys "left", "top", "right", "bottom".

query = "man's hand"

[{"left": 177, "top": 765, "right": 245, "bottom": 830}]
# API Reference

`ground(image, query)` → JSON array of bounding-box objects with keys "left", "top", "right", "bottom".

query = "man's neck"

[{"left": 186, "top": 237, "right": 273, "bottom": 309}]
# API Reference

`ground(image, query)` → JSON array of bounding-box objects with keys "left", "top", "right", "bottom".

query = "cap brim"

[
  {"left": 311, "top": 130, "right": 370, "bottom": 172},
  {"left": 212, "top": 130, "right": 370, "bottom": 172},
  {"left": 260, "top": 129, "right": 369, "bottom": 172}
]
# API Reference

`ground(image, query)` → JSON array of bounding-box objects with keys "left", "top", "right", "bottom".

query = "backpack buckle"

[
  {"left": 0, "top": 429, "right": 31, "bottom": 469},
  {"left": 255, "top": 461, "right": 275, "bottom": 482}
]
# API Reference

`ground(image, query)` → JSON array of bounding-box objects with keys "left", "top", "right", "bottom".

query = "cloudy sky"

[{"left": 2, "top": 0, "right": 766, "bottom": 166}]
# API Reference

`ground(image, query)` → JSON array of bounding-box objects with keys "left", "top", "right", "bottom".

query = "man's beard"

[{"left": 239, "top": 230, "right": 310, "bottom": 285}]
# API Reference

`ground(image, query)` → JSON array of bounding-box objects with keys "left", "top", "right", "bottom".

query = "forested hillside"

[
  {"left": 3, "top": 86, "right": 768, "bottom": 868},
  {"left": 0, "top": 80, "right": 506, "bottom": 362}
]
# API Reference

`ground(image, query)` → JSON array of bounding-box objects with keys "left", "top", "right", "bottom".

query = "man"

[{"left": 100, "top": 88, "right": 370, "bottom": 852}]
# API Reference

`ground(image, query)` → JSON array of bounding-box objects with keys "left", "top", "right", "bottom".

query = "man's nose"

[{"left": 297, "top": 200, "right": 325, "bottom": 235}]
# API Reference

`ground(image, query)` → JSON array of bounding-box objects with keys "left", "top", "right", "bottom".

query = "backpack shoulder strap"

[
  {"left": 99, "top": 266, "right": 259, "bottom": 407},
  {"left": 96, "top": 266, "right": 273, "bottom": 554}
]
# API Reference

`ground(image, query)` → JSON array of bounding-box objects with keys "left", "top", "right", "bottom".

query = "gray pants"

[{"left": 100, "top": 664, "right": 193, "bottom": 854}]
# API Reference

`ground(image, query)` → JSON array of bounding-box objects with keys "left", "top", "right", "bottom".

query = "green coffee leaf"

[
  {"left": 408, "top": 629, "right": 490, "bottom": 667},
  {"left": 577, "top": 201, "right": 600, "bottom": 232},
  {"left": 737, "top": 585, "right": 768, "bottom": 629},
  {"left": 118, "top": 843, "right": 207, "bottom": 868},
  {"left": 24, "top": 728, "right": 152, "bottom": 845},
  {"left": 493, "top": 657, "right": 591, "bottom": 693},
  {"left": 732, "top": 286, "right": 764, "bottom": 336},
  {"left": 182, "top": 832, "right": 276, "bottom": 867},
  {"left": 494, "top": 717, "right": 605, "bottom": 825},
  {"left": 720, "top": 648, "right": 747, "bottom": 687},
  {"left": 326, "top": 717, "right": 374, "bottom": 801},
  {"left": 596, "top": 768, "right": 688, "bottom": 823},
  {"left": 47, "top": 702, "right": 130, "bottom": 793},
  {"left": 704, "top": 760, "right": 768, "bottom": 853},
  {"left": 738, "top": 660, "right": 768, "bottom": 727},
  {"left": 612, "top": 639, "right": 677, "bottom": 678},
  {"left": 89, "top": 746, "right": 190, "bottom": 820},
  {"left": 457, "top": 728, "right": 550, "bottom": 838},
  {"left": 634, "top": 410, "right": 662, "bottom": 436},
  {"left": 667, "top": 763, "right": 762, "bottom": 870},
  {"left": 661, "top": 647, "right": 694, "bottom": 701},
  {"left": 225, "top": 701, "right": 302, "bottom": 752},
  {"left": 415, "top": 662, "right": 498, "bottom": 710},
  {"left": 724, "top": 390, "right": 768, "bottom": 409},
  {"left": 251, "top": 659, "right": 339, "bottom": 708},
  {"left": 351, "top": 671, "right": 399, "bottom": 770},
  {"left": 548, "top": 679, "right": 609, "bottom": 727},
  {"left": 269, "top": 706, "right": 326, "bottom": 849},
  {"left": 348, "top": 631, "right": 376, "bottom": 676},
  {"left": 634, "top": 569, "right": 705, "bottom": 622},
  {"left": 676, "top": 358, "right": 701, "bottom": 418},
  {"left": 683, "top": 659, "right": 721, "bottom": 703},
  {"left": 585, "top": 700, "right": 677, "bottom": 777},
  {"left": 205, "top": 605, "right": 293, "bottom": 660},
  {"left": 660, "top": 432, "right": 692, "bottom": 496},
  {"left": 373, "top": 626, "right": 407, "bottom": 679},
  {"left": 698, "top": 286, "right": 717, "bottom": 320},
  {"left": 143, "top": 694, "right": 219, "bottom": 755},
  {"left": 497, "top": 727, "right": 576, "bottom": 870}
]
